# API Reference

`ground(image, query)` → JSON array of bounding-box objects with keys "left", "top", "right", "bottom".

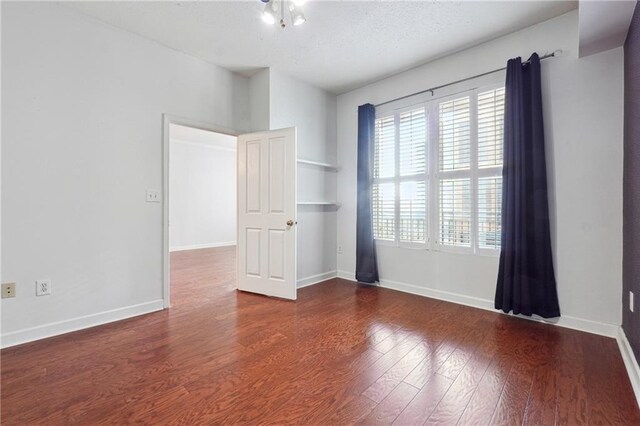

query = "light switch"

[{"left": 36, "top": 279, "right": 52, "bottom": 296}]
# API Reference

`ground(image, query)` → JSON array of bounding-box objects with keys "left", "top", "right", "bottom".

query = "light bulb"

[
  {"left": 262, "top": 11, "right": 276, "bottom": 24},
  {"left": 292, "top": 13, "right": 306, "bottom": 26},
  {"left": 288, "top": 2, "right": 306, "bottom": 26},
  {"left": 262, "top": 0, "right": 278, "bottom": 25}
]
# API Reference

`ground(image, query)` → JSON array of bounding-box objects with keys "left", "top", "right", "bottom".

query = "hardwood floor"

[{"left": 2, "top": 246, "right": 639, "bottom": 425}]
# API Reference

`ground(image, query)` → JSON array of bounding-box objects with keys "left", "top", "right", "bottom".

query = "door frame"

[{"left": 161, "top": 114, "right": 240, "bottom": 309}]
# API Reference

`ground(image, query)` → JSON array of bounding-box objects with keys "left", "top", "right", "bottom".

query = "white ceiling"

[
  {"left": 64, "top": 1, "right": 577, "bottom": 94},
  {"left": 578, "top": 0, "right": 636, "bottom": 58}
]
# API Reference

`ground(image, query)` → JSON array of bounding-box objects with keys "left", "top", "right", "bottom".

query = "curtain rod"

[{"left": 374, "top": 51, "right": 560, "bottom": 108}]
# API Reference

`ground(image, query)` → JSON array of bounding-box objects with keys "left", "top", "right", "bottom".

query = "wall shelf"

[
  {"left": 297, "top": 201, "right": 341, "bottom": 207},
  {"left": 296, "top": 159, "right": 339, "bottom": 172}
]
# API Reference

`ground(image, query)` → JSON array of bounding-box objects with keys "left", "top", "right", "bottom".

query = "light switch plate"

[
  {"left": 631, "top": 291, "right": 635, "bottom": 313},
  {"left": 36, "top": 279, "right": 52, "bottom": 296},
  {"left": 146, "top": 189, "right": 161, "bottom": 203}
]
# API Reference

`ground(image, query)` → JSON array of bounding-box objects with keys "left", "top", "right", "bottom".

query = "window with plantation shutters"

[
  {"left": 436, "top": 95, "right": 472, "bottom": 248},
  {"left": 475, "top": 87, "right": 504, "bottom": 250},
  {"left": 398, "top": 107, "right": 427, "bottom": 244},
  {"left": 372, "top": 83, "right": 504, "bottom": 254},
  {"left": 373, "top": 107, "right": 427, "bottom": 246}
]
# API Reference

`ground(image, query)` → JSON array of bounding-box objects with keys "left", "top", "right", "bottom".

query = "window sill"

[{"left": 373, "top": 240, "right": 500, "bottom": 257}]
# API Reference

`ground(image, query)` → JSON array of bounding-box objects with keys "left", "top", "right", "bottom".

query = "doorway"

[
  {"left": 162, "top": 116, "right": 239, "bottom": 308},
  {"left": 162, "top": 116, "right": 299, "bottom": 307}
]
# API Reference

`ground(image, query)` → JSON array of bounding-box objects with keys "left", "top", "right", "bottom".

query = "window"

[
  {"left": 373, "top": 107, "right": 427, "bottom": 245},
  {"left": 372, "top": 85, "right": 504, "bottom": 254}
]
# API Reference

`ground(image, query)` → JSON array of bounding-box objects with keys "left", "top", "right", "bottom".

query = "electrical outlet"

[
  {"left": 146, "top": 189, "right": 160, "bottom": 203},
  {"left": 630, "top": 291, "right": 635, "bottom": 313},
  {"left": 337, "top": 245, "right": 343, "bottom": 254},
  {"left": 2, "top": 283, "right": 16, "bottom": 298},
  {"left": 36, "top": 279, "right": 52, "bottom": 296}
]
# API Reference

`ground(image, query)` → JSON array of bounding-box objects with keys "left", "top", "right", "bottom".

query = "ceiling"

[{"left": 64, "top": 1, "right": 578, "bottom": 94}]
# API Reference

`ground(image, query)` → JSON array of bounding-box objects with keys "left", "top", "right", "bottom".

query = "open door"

[{"left": 237, "top": 127, "right": 297, "bottom": 300}]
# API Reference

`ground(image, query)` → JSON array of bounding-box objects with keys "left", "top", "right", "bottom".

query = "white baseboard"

[
  {"left": 1, "top": 299, "right": 165, "bottom": 349},
  {"left": 297, "top": 271, "right": 337, "bottom": 288},
  {"left": 1, "top": 271, "right": 332, "bottom": 348},
  {"left": 169, "top": 241, "right": 236, "bottom": 252},
  {"left": 336, "top": 270, "right": 618, "bottom": 338},
  {"left": 617, "top": 327, "right": 640, "bottom": 408},
  {"left": 337, "top": 270, "right": 356, "bottom": 281}
]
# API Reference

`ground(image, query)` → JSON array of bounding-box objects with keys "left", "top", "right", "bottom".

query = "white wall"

[
  {"left": 1, "top": 2, "right": 250, "bottom": 345},
  {"left": 249, "top": 69, "right": 271, "bottom": 132},
  {"left": 336, "top": 10, "right": 625, "bottom": 333},
  {"left": 169, "top": 130, "right": 237, "bottom": 251},
  {"left": 268, "top": 69, "right": 338, "bottom": 284}
]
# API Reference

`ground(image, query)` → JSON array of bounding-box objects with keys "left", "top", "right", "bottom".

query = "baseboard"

[
  {"left": 617, "top": 327, "right": 640, "bottom": 408},
  {"left": 169, "top": 241, "right": 236, "bottom": 252},
  {"left": 336, "top": 270, "right": 355, "bottom": 280},
  {"left": 1, "top": 299, "right": 165, "bottom": 349},
  {"left": 297, "top": 271, "right": 337, "bottom": 288},
  {"left": 336, "top": 270, "right": 618, "bottom": 337}
]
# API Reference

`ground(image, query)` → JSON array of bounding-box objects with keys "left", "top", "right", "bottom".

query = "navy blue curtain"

[
  {"left": 355, "top": 103, "right": 379, "bottom": 283},
  {"left": 495, "top": 53, "right": 560, "bottom": 318}
]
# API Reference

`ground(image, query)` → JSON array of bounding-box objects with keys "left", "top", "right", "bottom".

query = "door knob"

[{"left": 287, "top": 219, "right": 297, "bottom": 227}]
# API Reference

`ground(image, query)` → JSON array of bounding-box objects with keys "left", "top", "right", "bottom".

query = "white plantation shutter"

[
  {"left": 373, "top": 115, "right": 396, "bottom": 241},
  {"left": 374, "top": 116, "right": 395, "bottom": 178},
  {"left": 399, "top": 181, "right": 426, "bottom": 243},
  {"left": 399, "top": 107, "right": 426, "bottom": 176},
  {"left": 372, "top": 83, "right": 505, "bottom": 254},
  {"left": 373, "top": 109, "right": 426, "bottom": 245},
  {"left": 478, "top": 177, "right": 502, "bottom": 249},
  {"left": 373, "top": 182, "right": 395, "bottom": 240},
  {"left": 437, "top": 95, "right": 472, "bottom": 249},
  {"left": 398, "top": 107, "right": 427, "bottom": 244},
  {"left": 439, "top": 97, "right": 471, "bottom": 172},
  {"left": 477, "top": 88, "right": 505, "bottom": 168},
  {"left": 439, "top": 179, "right": 471, "bottom": 247},
  {"left": 476, "top": 87, "right": 504, "bottom": 251}
]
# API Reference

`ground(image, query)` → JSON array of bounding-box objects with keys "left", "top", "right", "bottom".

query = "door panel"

[
  {"left": 246, "top": 141, "right": 261, "bottom": 213},
  {"left": 237, "top": 128, "right": 296, "bottom": 300},
  {"left": 245, "top": 228, "right": 262, "bottom": 277},
  {"left": 269, "top": 137, "right": 286, "bottom": 214},
  {"left": 268, "top": 229, "right": 286, "bottom": 280}
]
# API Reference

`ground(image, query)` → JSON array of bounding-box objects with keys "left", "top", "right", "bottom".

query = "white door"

[{"left": 237, "top": 127, "right": 297, "bottom": 300}]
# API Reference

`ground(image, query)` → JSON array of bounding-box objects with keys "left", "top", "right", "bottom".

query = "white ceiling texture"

[{"left": 64, "top": 1, "right": 578, "bottom": 94}]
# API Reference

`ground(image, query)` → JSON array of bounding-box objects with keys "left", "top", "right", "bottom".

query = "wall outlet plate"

[
  {"left": 146, "top": 189, "right": 161, "bottom": 203},
  {"left": 36, "top": 279, "right": 52, "bottom": 296},
  {"left": 2, "top": 283, "right": 16, "bottom": 298}
]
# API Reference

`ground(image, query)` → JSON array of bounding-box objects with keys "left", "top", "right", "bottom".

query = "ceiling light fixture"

[{"left": 260, "top": 0, "right": 307, "bottom": 29}]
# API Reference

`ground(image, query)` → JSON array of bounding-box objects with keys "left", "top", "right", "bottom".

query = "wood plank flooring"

[{"left": 2, "top": 246, "right": 639, "bottom": 424}]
